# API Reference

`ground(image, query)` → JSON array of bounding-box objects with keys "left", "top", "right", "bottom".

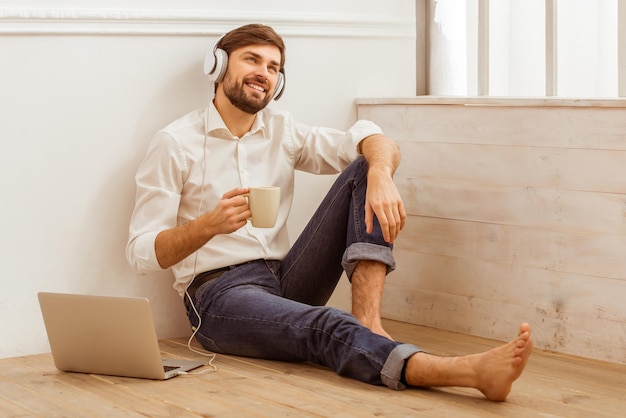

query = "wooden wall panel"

[
  {"left": 399, "top": 177, "right": 626, "bottom": 234},
  {"left": 397, "top": 142, "right": 626, "bottom": 193},
  {"left": 373, "top": 104, "right": 626, "bottom": 150},
  {"left": 358, "top": 98, "right": 626, "bottom": 364}
]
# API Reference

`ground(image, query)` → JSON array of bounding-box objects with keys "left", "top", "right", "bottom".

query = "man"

[{"left": 126, "top": 23, "right": 532, "bottom": 401}]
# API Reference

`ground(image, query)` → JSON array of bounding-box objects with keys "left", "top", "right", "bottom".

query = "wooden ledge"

[{"left": 356, "top": 96, "right": 626, "bottom": 108}]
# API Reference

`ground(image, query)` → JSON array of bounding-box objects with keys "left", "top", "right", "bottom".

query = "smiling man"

[{"left": 126, "top": 23, "right": 532, "bottom": 400}]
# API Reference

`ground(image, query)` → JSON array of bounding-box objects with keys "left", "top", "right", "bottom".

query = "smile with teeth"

[{"left": 247, "top": 83, "right": 266, "bottom": 93}]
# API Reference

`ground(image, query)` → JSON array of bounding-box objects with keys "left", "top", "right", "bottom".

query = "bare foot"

[
  {"left": 405, "top": 323, "right": 533, "bottom": 401},
  {"left": 476, "top": 323, "right": 533, "bottom": 401}
]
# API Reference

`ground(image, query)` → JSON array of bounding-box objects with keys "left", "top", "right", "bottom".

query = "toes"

[{"left": 519, "top": 323, "right": 531, "bottom": 335}]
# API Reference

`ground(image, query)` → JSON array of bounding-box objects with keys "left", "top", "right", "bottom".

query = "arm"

[
  {"left": 359, "top": 134, "right": 406, "bottom": 243},
  {"left": 155, "top": 187, "right": 250, "bottom": 269}
]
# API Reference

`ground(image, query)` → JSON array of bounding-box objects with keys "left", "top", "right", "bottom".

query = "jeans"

[{"left": 186, "top": 157, "right": 422, "bottom": 389}]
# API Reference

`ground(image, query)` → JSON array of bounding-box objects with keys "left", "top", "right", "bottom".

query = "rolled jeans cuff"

[
  {"left": 380, "top": 343, "right": 424, "bottom": 390},
  {"left": 342, "top": 242, "right": 396, "bottom": 280}
]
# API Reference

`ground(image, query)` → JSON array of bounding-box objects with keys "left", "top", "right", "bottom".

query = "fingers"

[
  {"left": 209, "top": 187, "right": 251, "bottom": 234},
  {"left": 365, "top": 205, "right": 375, "bottom": 235},
  {"left": 382, "top": 206, "right": 403, "bottom": 243},
  {"left": 364, "top": 170, "right": 406, "bottom": 243},
  {"left": 221, "top": 187, "right": 250, "bottom": 211},
  {"left": 222, "top": 187, "right": 249, "bottom": 199},
  {"left": 368, "top": 199, "right": 406, "bottom": 243}
]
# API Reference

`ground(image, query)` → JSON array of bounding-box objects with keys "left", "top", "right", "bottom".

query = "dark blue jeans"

[{"left": 187, "top": 157, "right": 422, "bottom": 389}]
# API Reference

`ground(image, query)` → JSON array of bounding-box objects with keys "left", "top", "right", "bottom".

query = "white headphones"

[{"left": 203, "top": 35, "right": 286, "bottom": 101}]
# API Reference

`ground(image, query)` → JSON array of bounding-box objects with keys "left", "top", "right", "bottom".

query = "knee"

[{"left": 351, "top": 156, "right": 368, "bottom": 173}]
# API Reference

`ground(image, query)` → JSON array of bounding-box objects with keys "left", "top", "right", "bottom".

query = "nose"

[{"left": 254, "top": 65, "right": 271, "bottom": 81}]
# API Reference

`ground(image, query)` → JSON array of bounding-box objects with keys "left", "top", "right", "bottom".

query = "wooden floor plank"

[
  {"left": 161, "top": 340, "right": 420, "bottom": 417},
  {"left": 162, "top": 340, "right": 484, "bottom": 417},
  {"left": 2, "top": 320, "right": 625, "bottom": 417},
  {"left": 0, "top": 394, "right": 36, "bottom": 417},
  {"left": 160, "top": 323, "right": 626, "bottom": 418}
]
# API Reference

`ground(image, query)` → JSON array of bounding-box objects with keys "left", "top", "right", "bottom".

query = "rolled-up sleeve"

[
  {"left": 126, "top": 230, "right": 161, "bottom": 273},
  {"left": 291, "top": 118, "right": 383, "bottom": 173},
  {"left": 126, "top": 131, "right": 187, "bottom": 274},
  {"left": 343, "top": 119, "right": 385, "bottom": 159}
]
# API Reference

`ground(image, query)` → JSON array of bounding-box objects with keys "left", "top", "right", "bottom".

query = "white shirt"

[{"left": 126, "top": 102, "right": 383, "bottom": 295}]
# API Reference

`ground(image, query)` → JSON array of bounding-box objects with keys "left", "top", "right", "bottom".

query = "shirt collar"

[{"left": 205, "top": 101, "right": 268, "bottom": 139}]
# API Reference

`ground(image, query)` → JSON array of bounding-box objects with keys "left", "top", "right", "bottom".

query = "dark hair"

[{"left": 218, "top": 24, "right": 286, "bottom": 69}]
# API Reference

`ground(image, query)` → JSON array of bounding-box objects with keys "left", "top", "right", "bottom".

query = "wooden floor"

[{"left": 2, "top": 319, "right": 625, "bottom": 417}]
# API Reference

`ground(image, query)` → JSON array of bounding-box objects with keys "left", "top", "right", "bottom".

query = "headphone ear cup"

[
  {"left": 205, "top": 47, "right": 228, "bottom": 82},
  {"left": 273, "top": 70, "right": 285, "bottom": 100},
  {"left": 203, "top": 46, "right": 216, "bottom": 76},
  {"left": 212, "top": 48, "right": 228, "bottom": 82}
]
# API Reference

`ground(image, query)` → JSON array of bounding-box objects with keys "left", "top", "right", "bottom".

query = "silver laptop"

[{"left": 37, "top": 292, "right": 204, "bottom": 380}]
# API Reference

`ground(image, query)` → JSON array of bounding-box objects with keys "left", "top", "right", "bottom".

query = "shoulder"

[
  {"left": 259, "top": 105, "right": 294, "bottom": 125},
  {"left": 160, "top": 107, "right": 205, "bottom": 137},
  {"left": 146, "top": 108, "right": 205, "bottom": 163},
  {"left": 259, "top": 106, "right": 312, "bottom": 141}
]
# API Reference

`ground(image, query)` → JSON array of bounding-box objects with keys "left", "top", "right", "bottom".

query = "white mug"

[{"left": 248, "top": 186, "right": 281, "bottom": 228}]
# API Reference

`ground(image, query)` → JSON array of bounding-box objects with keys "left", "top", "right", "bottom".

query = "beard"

[{"left": 223, "top": 74, "right": 273, "bottom": 114}]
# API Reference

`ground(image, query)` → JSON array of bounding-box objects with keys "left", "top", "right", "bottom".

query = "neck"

[{"left": 213, "top": 92, "right": 256, "bottom": 138}]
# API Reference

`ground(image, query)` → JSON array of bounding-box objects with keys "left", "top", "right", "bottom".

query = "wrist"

[{"left": 367, "top": 164, "right": 393, "bottom": 178}]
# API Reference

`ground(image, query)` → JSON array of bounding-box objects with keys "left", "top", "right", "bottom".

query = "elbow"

[{"left": 125, "top": 235, "right": 163, "bottom": 274}]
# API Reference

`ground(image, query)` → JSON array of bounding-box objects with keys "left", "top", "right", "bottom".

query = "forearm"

[
  {"left": 359, "top": 134, "right": 401, "bottom": 175},
  {"left": 154, "top": 187, "right": 250, "bottom": 269},
  {"left": 155, "top": 215, "right": 216, "bottom": 269},
  {"left": 357, "top": 134, "right": 405, "bottom": 243}
]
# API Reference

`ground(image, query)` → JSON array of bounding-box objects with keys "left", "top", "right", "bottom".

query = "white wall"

[{"left": 0, "top": 0, "right": 416, "bottom": 358}]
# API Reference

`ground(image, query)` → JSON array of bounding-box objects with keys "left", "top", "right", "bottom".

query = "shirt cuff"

[
  {"left": 127, "top": 230, "right": 162, "bottom": 273},
  {"left": 347, "top": 119, "right": 384, "bottom": 159}
]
